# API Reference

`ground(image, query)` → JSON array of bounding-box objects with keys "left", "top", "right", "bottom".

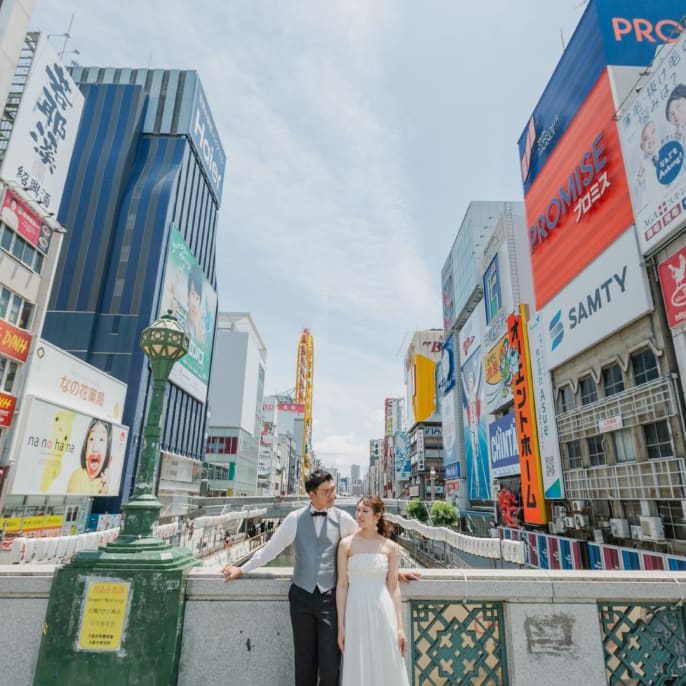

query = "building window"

[
  {"left": 0, "top": 225, "right": 44, "bottom": 274},
  {"left": 587, "top": 435, "right": 605, "bottom": 466},
  {"left": 602, "top": 363, "right": 625, "bottom": 397},
  {"left": 0, "top": 286, "right": 33, "bottom": 330},
  {"left": 566, "top": 440, "right": 582, "bottom": 470},
  {"left": 557, "top": 386, "right": 574, "bottom": 413},
  {"left": 643, "top": 420, "right": 674, "bottom": 460},
  {"left": 0, "top": 356, "right": 19, "bottom": 393},
  {"left": 613, "top": 429, "right": 635, "bottom": 463},
  {"left": 579, "top": 376, "right": 598, "bottom": 406},
  {"left": 631, "top": 348, "right": 659, "bottom": 386}
]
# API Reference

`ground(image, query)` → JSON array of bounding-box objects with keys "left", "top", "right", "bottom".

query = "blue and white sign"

[
  {"left": 539, "top": 229, "right": 653, "bottom": 369},
  {"left": 488, "top": 412, "right": 520, "bottom": 478},
  {"left": 445, "top": 461, "right": 461, "bottom": 480},
  {"left": 441, "top": 334, "right": 456, "bottom": 396},
  {"left": 189, "top": 82, "right": 226, "bottom": 202},
  {"left": 394, "top": 431, "right": 411, "bottom": 481}
]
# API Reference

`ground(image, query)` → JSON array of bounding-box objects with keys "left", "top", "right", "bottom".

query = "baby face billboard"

[
  {"left": 11, "top": 397, "right": 128, "bottom": 496},
  {"left": 618, "top": 29, "right": 686, "bottom": 254},
  {"left": 159, "top": 226, "right": 217, "bottom": 402}
]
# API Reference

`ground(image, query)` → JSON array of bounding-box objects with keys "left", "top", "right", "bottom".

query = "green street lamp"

[
  {"left": 34, "top": 311, "right": 200, "bottom": 686},
  {"left": 121, "top": 311, "right": 189, "bottom": 538}
]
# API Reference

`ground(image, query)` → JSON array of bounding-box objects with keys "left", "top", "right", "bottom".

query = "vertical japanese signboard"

[
  {"left": 0, "top": 34, "right": 84, "bottom": 213},
  {"left": 507, "top": 306, "right": 547, "bottom": 524}
]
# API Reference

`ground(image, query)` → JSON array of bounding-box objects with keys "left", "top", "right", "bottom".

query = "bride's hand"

[
  {"left": 338, "top": 628, "right": 345, "bottom": 653},
  {"left": 398, "top": 629, "right": 407, "bottom": 657}
]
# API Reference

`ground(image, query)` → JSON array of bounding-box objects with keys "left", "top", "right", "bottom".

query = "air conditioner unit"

[
  {"left": 574, "top": 514, "right": 590, "bottom": 529},
  {"left": 630, "top": 525, "right": 642, "bottom": 541},
  {"left": 564, "top": 516, "right": 576, "bottom": 529},
  {"left": 571, "top": 501, "right": 587, "bottom": 513},
  {"left": 553, "top": 505, "right": 567, "bottom": 519},
  {"left": 640, "top": 516, "right": 665, "bottom": 541},
  {"left": 609, "top": 518, "right": 630, "bottom": 539}
]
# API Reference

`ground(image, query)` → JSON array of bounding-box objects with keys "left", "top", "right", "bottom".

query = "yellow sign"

[
  {"left": 0, "top": 514, "right": 63, "bottom": 533},
  {"left": 78, "top": 580, "right": 130, "bottom": 651}
]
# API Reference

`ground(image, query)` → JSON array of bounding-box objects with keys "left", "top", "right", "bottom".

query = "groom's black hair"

[{"left": 305, "top": 469, "right": 334, "bottom": 493}]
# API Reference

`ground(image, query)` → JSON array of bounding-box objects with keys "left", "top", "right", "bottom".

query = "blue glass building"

[{"left": 44, "top": 68, "right": 226, "bottom": 512}]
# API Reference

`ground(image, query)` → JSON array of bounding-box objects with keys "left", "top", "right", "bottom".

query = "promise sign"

[{"left": 507, "top": 306, "right": 547, "bottom": 525}]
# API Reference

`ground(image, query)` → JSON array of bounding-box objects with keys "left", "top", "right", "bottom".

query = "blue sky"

[{"left": 31, "top": 1, "right": 585, "bottom": 477}]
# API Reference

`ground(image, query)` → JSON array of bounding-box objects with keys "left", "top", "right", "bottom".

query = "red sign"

[
  {"left": 524, "top": 71, "right": 633, "bottom": 309},
  {"left": 0, "top": 391, "right": 16, "bottom": 426},
  {"left": 277, "top": 402, "right": 304, "bottom": 413},
  {"left": 0, "top": 319, "right": 31, "bottom": 363},
  {"left": 1, "top": 188, "right": 53, "bottom": 255},
  {"left": 658, "top": 247, "right": 686, "bottom": 328}
]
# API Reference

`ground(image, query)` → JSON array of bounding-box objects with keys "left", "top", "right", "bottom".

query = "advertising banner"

[
  {"left": 508, "top": 306, "right": 547, "bottom": 525},
  {"left": 159, "top": 226, "right": 217, "bottom": 402},
  {"left": 658, "top": 246, "right": 686, "bottom": 328},
  {"left": 441, "top": 387, "right": 458, "bottom": 467},
  {"left": 441, "top": 254, "right": 457, "bottom": 332},
  {"left": 188, "top": 81, "right": 226, "bottom": 202},
  {"left": 24, "top": 339, "right": 126, "bottom": 422},
  {"left": 11, "top": 396, "right": 128, "bottom": 497},
  {"left": 394, "top": 431, "right": 410, "bottom": 480},
  {"left": 525, "top": 71, "right": 634, "bottom": 309},
  {"left": 441, "top": 333, "right": 456, "bottom": 396},
  {"left": 0, "top": 35, "right": 84, "bottom": 213},
  {"left": 405, "top": 330, "right": 443, "bottom": 425},
  {"left": 459, "top": 305, "right": 490, "bottom": 501},
  {"left": 519, "top": 0, "right": 686, "bottom": 194},
  {"left": 0, "top": 391, "right": 16, "bottom": 427},
  {"left": 415, "top": 428, "right": 425, "bottom": 472},
  {"left": 538, "top": 228, "right": 653, "bottom": 369},
  {"left": 618, "top": 29, "right": 686, "bottom": 254},
  {"left": 0, "top": 318, "right": 31, "bottom": 363},
  {"left": 528, "top": 314, "right": 564, "bottom": 499},
  {"left": 484, "top": 333, "right": 516, "bottom": 414},
  {"left": 488, "top": 412, "right": 520, "bottom": 478},
  {"left": 0, "top": 188, "right": 54, "bottom": 254}
]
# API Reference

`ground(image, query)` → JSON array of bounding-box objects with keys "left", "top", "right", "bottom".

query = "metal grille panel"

[
  {"left": 598, "top": 603, "right": 686, "bottom": 685},
  {"left": 411, "top": 601, "right": 507, "bottom": 685}
]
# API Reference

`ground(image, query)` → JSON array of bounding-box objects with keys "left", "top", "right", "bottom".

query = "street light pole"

[{"left": 34, "top": 311, "right": 200, "bottom": 686}]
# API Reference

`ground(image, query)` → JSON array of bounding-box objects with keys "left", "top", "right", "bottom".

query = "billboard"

[
  {"left": 405, "top": 330, "right": 443, "bottom": 426},
  {"left": 488, "top": 412, "right": 520, "bottom": 478},
  {"left": 441, "top": 253, "right": 457, "bottom": 332},
  {"left": 524, "top": 71, "right": 634, "bottom": 309},
  {"left": 159, "top": 226, "right": 218, "bottom": 402},
  {"left": 11, "top": 396, "right": 128, "bottom": 496},
  {"left": 189, "top": 81, "right": 226, "bottom": 202},
  {"left": 459, "top": 306, "right": 490, "bottom": 501},
  {"left": 394, "top": 431, "right": 410, "bottom": 480},
  {"left": 0, "top": 188, "right": 54, "bottom": 254},
  {"left": 658, "top": 246, "right": 686, "bottom": 328},
  {"left": 528, "top": 314, "right": 564, "bottom": 499},
  {"left": 24, "top": 339, "right": 127, "bottom": 423},
  {"left": 0, "top": 34, "right": 84, "bottom": 214},
  {"left": 441, "top": 387, "right": 458, "bottom": 467},
  {"left": 519, "top": 0, "right": 686, "bottom": 194},
  {"left": 508, "top": 306, "right": 547, "bottom": 525},
  {"left": 538, "top": 228, "right": 653, "bottom": 369},
  {"left": 618, "top": 28, "right": 686, "bottom": 254},
  {"left": 484, "top": 334, "right": 516, "bottom": 414}
]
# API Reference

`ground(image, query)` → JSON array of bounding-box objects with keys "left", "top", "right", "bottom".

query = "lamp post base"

[{"left": 33, "top": 532, "right": 199, "bottom": 685}]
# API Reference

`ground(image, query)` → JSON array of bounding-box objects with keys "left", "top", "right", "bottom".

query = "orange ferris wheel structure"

[{"left": 295, "top": 328, "right": 314, "bottom": 488}]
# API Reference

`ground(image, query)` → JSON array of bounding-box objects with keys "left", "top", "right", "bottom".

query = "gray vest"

[{"left": 291, "top": 506, "right": 342, "bottom": 593}]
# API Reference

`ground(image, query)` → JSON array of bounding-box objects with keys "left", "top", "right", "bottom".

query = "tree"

[
  {"left": 430, "top": 502, "right": 458, "bottom": 527},
  {"left": 405, "top": 498, "right": 430, "bottom": 523}
]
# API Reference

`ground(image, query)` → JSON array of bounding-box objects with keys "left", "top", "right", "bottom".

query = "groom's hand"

[{"left": 398, "top": 568, "right": 421, "bottom": 583}]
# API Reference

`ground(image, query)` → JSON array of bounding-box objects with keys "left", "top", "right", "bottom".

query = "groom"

[{"left": 222, "top": 469, "right": 419, "bottom": 686}]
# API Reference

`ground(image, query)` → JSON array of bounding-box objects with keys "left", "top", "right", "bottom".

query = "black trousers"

[{"left": 288, "top": 583, "right": 340, "bottom": 686}]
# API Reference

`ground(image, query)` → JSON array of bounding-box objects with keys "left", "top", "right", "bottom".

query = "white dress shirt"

[{"left": 240, "top": 506, "right": 357, "bottom": 574}]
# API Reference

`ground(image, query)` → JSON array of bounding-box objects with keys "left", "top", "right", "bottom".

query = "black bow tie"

[{"left": 311, "top": 510, "right": 328, "bottom": 517}]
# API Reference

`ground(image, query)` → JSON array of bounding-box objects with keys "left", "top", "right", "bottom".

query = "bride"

[{"left": 336, "top": 496, "right": 411, "bottom": 686}]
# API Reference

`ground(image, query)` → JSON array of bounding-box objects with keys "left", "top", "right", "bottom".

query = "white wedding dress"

[{"left": 340, "top": 553, "right": 411, "bottom": 686}]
